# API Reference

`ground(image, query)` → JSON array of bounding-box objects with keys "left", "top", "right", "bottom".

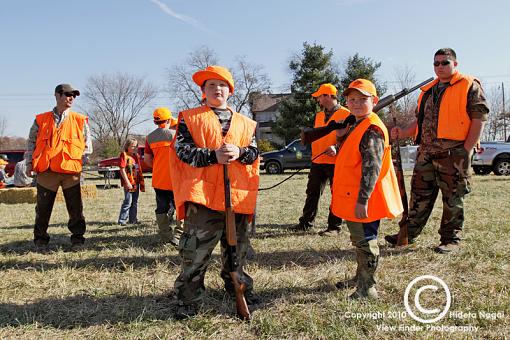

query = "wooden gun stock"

[
  {"left": 392, "top": 117, "right": 409, "bottom": 246},
  {"left": 224, "top": 165, "right": 251, "bottom": 320}
]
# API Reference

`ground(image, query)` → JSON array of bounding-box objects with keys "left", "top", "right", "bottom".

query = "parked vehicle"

[
  {"left": 97, "top": 146, "right": 151, "bottom": 178},
  {"left": 260, "top": 139, "right": 311, "bottom": 174},
  {"left": 0, "top": 149, "right": 25, "bottom": 176},
  {"left": 472, "top": 141, "right": 510, "bottom": 175}
]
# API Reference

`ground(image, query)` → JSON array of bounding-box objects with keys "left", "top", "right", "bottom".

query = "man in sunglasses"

[
  {"left": 25, "top": 84, "right": 93, "bottom": 250},
  {"left": 384, "top": 48, "right": 489, "bottom": 254}
]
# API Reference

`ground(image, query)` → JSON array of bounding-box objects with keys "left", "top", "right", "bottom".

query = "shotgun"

[
  {"left": 224, "top": 164, "right": 251, "bottom": 320},
  {"left": 392, "top": 117, "right": 409, "bottom": 246},
  {"left": 300, "top": 77, "right": 435, "bottom": 145}
]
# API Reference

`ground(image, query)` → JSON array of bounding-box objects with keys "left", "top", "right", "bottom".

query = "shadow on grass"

[{"left": 0, "top": 285, "right": 335, "bottom": 328}]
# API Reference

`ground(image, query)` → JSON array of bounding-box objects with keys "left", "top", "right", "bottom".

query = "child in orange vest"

[
  {"left": 331, "top": 79, "right": 403, "bottom": 299},
  {"left": 118, "top": 137, "right": 145, "bottom": 226}
]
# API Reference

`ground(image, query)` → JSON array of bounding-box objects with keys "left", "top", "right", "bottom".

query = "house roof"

[{"left": 250, "top": 93, "right": 290, "bottom": 113}]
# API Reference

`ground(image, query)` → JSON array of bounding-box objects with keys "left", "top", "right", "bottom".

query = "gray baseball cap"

[{"left": 54, "top": 84, "right": 80, "bottom": 96}]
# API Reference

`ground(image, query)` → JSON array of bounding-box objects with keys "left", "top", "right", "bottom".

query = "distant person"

[
  {"left": 118, "top": 137, "right": 145, "bottom": 226},
  {"left": 384, "top": 48, "right": 489, "bottom": 254},
  {"left": 25, "top": 84, "right": 92, "bottom": 249},
  {"left": 332, "top": 79, "right": 403, "bottom": 299},
  {"left": 290, "top": 83, "right": 350, "bottom": 236},
  {"left": 169, "top": 65, "right": 260, "bottom": 319},
  {"left": 0, "top": 157, "right": 7, "bottom": 189},
  {"left": 144, "top": 107, "right": 182, "bottom": 246},
  {"left": 14, "top": 157, "right": 35, "bottom": 187}
]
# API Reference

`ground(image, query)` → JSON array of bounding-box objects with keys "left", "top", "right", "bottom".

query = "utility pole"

[{"left": 502, "top": 83, "right": 507, "bottom": 142}]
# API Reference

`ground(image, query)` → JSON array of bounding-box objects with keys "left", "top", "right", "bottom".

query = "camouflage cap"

[{"left": 54, "top": 84, "right": 80, "bottom": 96}]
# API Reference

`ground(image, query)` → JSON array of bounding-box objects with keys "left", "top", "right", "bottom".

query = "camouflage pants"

[
  {"left": 346, "top": 220, "right": 380, "bottom": 258},
  {"left": 407, "top": 146, "right": 472, "bottom": 243},
  {"left": 174, "top": 203, "right": 253, "bottom": 306}
]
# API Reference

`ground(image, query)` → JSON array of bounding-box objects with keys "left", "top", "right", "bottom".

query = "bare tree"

[
  {"left": 82, "top": 73, "right": 158, "bottom": 149},
  {"left": 166, "top": 46, "right": 271, "bottom": 115},
  {"left": 230, "top": 56, "right": 271, "bottom": 115},
  {"left": 0, "top": 115, "right": 7, "bottom": 149},
  {"left": 483, "top": 85, "right": 504, "bottom": 141},
  {"left": 167, "top": 46, "right": 219, "bottom": 110}
]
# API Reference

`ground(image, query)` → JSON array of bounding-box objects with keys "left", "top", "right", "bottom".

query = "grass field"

[{"left": 0, "top": 172, "right": 509, "bottom": 339}]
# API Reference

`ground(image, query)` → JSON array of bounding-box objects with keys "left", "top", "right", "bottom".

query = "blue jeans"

[{"left": 118, "top": 187, "right": 139, "bottom": 224}]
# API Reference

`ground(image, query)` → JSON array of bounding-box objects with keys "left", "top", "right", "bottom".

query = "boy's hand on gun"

[
  {"left": 355, "top": 202, "right": 368, "bottom": 219},
  {"left": 215, "top": 143, "right": 241, "bottom": 164},
  {"left": 324, "top": 145, "right": 337, "bottom": 157}
]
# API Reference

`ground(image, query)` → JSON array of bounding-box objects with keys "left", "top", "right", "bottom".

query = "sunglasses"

[
  {"left": 433, "top": 60, "right": 451, "bottom": 67},
  {"left": 62, "top": 92, "right": 77, "bottom": 98}
]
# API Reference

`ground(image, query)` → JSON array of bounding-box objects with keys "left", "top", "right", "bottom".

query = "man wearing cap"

[
  {"left": 332, "top": 79, "right": 402, "bottom": 299},
  {"left": 384, "top": 48, "right": 489, "bottom": 254},
  {"left": 0, "top": 156, "right": 8, "bottom": 188},
  {"left": 290, "top": 83, "right": 350, "bottom": 236},
  {"left": 144, "top": 107, "right": 182, "bottom": 246},
  {"left": 169, "top": 65, "right": 260, "bottom": 319},
  {"left": 25, "top": 84, "right": 92, "bottom": 249}
]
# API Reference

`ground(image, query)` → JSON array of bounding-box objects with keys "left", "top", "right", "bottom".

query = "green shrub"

[{"left": 258, "top": 139, "right": 276, "bottom": 153}]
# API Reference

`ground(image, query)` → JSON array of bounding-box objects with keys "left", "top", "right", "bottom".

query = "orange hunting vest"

[
  {"left": 417, "top": 71, "right": 474, "bottom": 141},
  {"left": 169, "top": 106, "right": 260, "bottom": 220},
  {"left": 332, "top": 113, "right": 403, "bottom": 222},
  {"left": 146, "top": 127, "right": 175, "bottom": 190},
  {"left": 32, "top": 111, "right": 86, "bottom": 174},
  {"left": 311, "top": 107, "right": 350, "bottom": 164}
]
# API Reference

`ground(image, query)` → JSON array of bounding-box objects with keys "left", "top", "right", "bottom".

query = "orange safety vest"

[
  {"left": 146, "top": 127, "right": 175, "bottom": 190},
  {"left": 331, "top": 113, "right": 403, "bottom": 222},
  {"left": 169, "top": 105, "right": 260, "bottom": 220},
  {"left": 32, "top": 111, "right": 86, "bottom": 174},
  {"left": 311, "top": 107, "right": 350, "bottom": 164},
  {"left": 417, "top": 71, "right": 474, "bottom": 141},
  {"left": 121, "top": 151, "right": 145, "bottom": 192}
]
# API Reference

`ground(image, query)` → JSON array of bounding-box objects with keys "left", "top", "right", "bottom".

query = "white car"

[{"left": 472, "top": 141, "right": 510, "bottom": 175}]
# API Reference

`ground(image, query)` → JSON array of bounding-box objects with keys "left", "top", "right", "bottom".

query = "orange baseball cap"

[
  {"left": 192, "top": 65, "right": 235, "bottom": 93},
  {"left": 343, "top": 79, "right": 378, "bottom": 101},
  {"left": 153, "top": 107, "right": 172, "bottom": 121},
  {"left": 311, "top": 83, "right": 337, "bottom": 97}
]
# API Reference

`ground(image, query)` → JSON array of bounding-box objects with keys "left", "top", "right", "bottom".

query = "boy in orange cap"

[
  {"left": 290, "top": 83, "right": 350, "bottom": 236},
  {"left": 169, "top": 66, "right": 260, "bottom": 318},
  {"left": 144, "top": 107, "right": 182, "bottom": 246},
  {"left": 331, "top": 79, "right": 403, "bottom": 299}
]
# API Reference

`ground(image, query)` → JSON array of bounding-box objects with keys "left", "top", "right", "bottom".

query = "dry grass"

[{"left": 0, "top": 172, "right": 509, "bottom": 339}]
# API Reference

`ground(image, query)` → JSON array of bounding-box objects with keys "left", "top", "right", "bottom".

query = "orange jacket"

[
  {"left": 146, "top": 128, "right": 175, "bottom": 190},
  {"left": 417, "top": 71, "right": 474, "bottom": 141},
  {"left": 311, "top": 107, "right": 350, "bottom": 164},
  {"left": 169, "top": 105, "right": 260, "bottom": 220},
  {"left": 32, "top": 111, "right": 86, "bottom": 174},
  {"left": 331, "top": 113, "right": 403, "bottom": 222}
]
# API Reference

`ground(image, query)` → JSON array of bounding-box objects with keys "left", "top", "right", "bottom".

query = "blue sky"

[{"left": 1, "top": 0, "right": 509, "bottom": 137}]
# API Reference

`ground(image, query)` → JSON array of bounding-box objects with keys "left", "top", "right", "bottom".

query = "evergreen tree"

[
  {"left": 340, "top": 53, "right": 386, "bottom": 102},
  {"left": 273, "top": 42, "right": 340, "bottom": 143}
]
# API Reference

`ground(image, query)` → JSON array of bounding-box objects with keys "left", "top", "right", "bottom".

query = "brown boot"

[{"left": 349, "top": 251, "right": 379, "bottom": 300}]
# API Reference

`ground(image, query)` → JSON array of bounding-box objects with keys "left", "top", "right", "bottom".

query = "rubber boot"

[
  {"left": 156, "top": 213, "right": 173, "bottom": 243},
  {"left": 349, "top": 250, "right": 379, "bottom": 300},
  {"left": 63, "top": 184, "right": 86, "bottom": 245},
  {"left": 172, "top": 219, "right": 184, "bottom": 245}
]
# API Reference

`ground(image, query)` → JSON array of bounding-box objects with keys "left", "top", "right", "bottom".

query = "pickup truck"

[
  {"left": 472, "top": 141, "right": 510, "bottom": 175},
  {"left": 97, "top": 146, "right": 151, "bottom": 178},
  {"left": 260, "top": 139, "right": 311, "bottom": 174}
]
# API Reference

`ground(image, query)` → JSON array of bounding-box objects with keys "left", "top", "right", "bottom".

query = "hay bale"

[
  {"left": 55, "top": 184, "right": 97, "bottom": 202},
  {"left": 0, "top": 184, "right": 97, "bottom": 205},
  {"left": 0, "top": 187, "right": 37, "bottom": 204}
]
